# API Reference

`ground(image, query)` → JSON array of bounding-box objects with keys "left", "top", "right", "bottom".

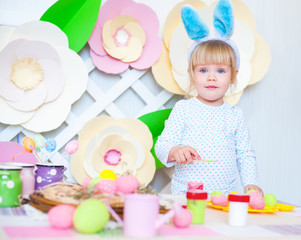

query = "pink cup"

[{"left": 108, "top": 194, "right": 174, "bottom": 238}]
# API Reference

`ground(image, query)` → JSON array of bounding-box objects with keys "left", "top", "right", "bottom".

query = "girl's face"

[{"left": 193, "top": 64, "right": 232, "bottom": 106}]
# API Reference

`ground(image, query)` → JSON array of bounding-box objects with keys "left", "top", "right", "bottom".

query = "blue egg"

[{"left": 45, "top": 138, "right": 57, "bottom": 152}]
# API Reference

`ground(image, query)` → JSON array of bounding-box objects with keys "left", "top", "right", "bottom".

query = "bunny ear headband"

[{"left": 181, "top": 0, "right": 240, "bottom": 69}]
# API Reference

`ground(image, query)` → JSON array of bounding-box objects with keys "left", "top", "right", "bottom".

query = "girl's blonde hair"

[{"left": 187, "top": 40, "right": 237, "bottom": 95}]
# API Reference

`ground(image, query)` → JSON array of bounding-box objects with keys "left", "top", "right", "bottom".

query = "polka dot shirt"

[{"left": 155, "top": 98, "right": 259, "bottom": 195}]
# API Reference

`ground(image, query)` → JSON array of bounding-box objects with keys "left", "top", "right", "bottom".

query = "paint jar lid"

[
  {"left": 186, "top": 190, "right": 208, "bottom": 200},
  {"left": 228, "top": 194, "right": 250, "bottom": 203}
]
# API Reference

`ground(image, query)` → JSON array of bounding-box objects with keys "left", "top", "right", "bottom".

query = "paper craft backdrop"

[{"left": 0, "top": 0, "right": 301, "bottom": 206}]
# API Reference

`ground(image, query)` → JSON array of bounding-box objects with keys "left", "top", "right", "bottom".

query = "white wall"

[{"left": 0, "top": 0, "right": 300, "bottom": 205}]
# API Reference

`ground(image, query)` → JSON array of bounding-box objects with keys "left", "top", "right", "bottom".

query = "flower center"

[
  {"left": 104, "top": 149, "right": 121, "bottom": 166},
  {"left": 113, "top": 27, "right": 130, "bottom": 47},
  {"left": 10, "top": 57, "right": 44, "bottom": 90}
]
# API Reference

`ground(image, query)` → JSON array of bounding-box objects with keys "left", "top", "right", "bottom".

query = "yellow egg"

[
  {"left": 100, "top": 169, "right": 117, "bottom": 180},
  {"left": 229, "top": 191, "right": 238, "bottom": 194}
]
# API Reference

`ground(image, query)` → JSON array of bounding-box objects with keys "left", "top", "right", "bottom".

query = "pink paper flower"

[{"left": 88, "top": 0, "right": 162, "bottom": 74}]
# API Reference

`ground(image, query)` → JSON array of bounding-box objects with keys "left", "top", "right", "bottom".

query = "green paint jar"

[
  {"left": 0, "top": 165, "right": 22, "bottom": 207},
  {"left": 186, "top": 190, "right": 208, "bottom": 224}
]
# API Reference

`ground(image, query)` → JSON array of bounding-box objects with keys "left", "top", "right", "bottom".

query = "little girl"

[{"left": 155, "top": 1, "right": 263, "bottom": 196}]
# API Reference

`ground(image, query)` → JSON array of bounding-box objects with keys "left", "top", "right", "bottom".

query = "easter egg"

[
  {"left": 33, "top": 135, "right": 45, "bottom": 151},
  {"left": 96, "top": 179, "right": 117, "bottom": 194},
  {"left": 82, "top": 177, "right": 92, "bottom": 190},
  {"left": 116, "top": 175, "right": 139, "bottom": 194},
  {"left": 73, "top": 199, "right": 110, "bottom": 234},
  {"left": 172, "top": 207, "right": 193, "bottom": 228},
  {"left": 212, "top": 194, "right": 228, "bottom": 207},
  {"left": 100, "top": 169, "right": 117, "bottom": 180},
  {"left": 23, "top": 136, "right": 35, "bottom": 152},
  {"left": 87, "top": 176, "right": 102, "bottom": 188},
  {"left": 264, "top": 193, "right": 277, "bottom": 207},
  {"left": 45, "top": 138, "right": 56, "bottom": 152},
  {"left": 248, "top": 191, "right": 265, "bottom": 210},
  {"left": 48, "top": 204, "right": 76, "bottom": 229},
  {"left": 65, "top": 140, "right": 78, "bottom": 155}
]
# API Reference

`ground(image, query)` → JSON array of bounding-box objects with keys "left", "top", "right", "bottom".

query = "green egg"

[
  {"left": 73, "top": 199, "right": 110, "bottom": 234},
  {"left": 87, "top": 176, "right": 102, "bottom": 188},
  {"left": 264, "top": 193, "right": 277, "bottom": 207}
]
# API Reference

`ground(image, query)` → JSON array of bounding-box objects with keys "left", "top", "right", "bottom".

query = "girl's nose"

[{"left": 208, "top": 74, "right": 216, "bottom": 81}]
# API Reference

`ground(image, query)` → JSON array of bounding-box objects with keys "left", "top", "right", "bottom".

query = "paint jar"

[
  {"left": 188, "top": 182, "right": 204, "bottom": 190},
  {"left": 228, "top": 194, "right": 250, "bottom": 227},
  {"left": 4, "top": 162, "right": 35, "bottom": 199},
  {"left": 186, "top": 190, "right": 208, "bottom": 224},
  {"left": 0, "top": 165, "right": 22, "bottom": 207},
  {"left": 35, "top": 163, "right": 66, "bottom": 190}
]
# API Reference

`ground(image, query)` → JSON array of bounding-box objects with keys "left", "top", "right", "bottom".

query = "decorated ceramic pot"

[
  {"left": 4, "top": 162, "right": 35, "bottom": 199},
  {"left": 34, "top": 163, "right": 66, "bottom": 190},
  {"left": 0, "top": 165, "right": 22, "bottom": 207}
]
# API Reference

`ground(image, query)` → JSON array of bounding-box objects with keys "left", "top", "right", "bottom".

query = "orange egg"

[{"left": 23, "top": 136, "right": 36, "bottom": 152}]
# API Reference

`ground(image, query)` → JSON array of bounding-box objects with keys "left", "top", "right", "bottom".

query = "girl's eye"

[
  {"left": 200, "top": 69, "right": 207, "bottom": 73},
  {"left": 218, "top": 69, "right": 225, "bottom": 73}
]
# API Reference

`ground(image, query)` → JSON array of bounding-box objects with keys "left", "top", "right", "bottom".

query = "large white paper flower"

[{"left": 0, "top": 21, "right": 88, "bottom": 132}]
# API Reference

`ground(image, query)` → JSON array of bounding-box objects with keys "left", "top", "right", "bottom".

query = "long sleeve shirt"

[{"left": 155, "top": 97, "right": 259, "bottom": 195}]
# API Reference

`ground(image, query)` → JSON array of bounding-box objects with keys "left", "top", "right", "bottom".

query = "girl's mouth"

[{"left": 206, "top": 85, "right": 217, "bottom": 89}]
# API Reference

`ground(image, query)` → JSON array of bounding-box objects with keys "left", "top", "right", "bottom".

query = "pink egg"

[
  {"left": 116, "top": 175, "right": 139, "bottom": 194},
  {"left": 248, "top": 191, "right": 265, "bottom": 210},
  {"left": 82, "top": 177, "right": 92, "bottom": 190},
  {"left": 48, "top": 204, "right": 76, "bottom": 229},
  {"left": 96, "top": 179, "right": 117, "bottom": 194},
  {"left": 172, "top": 207, "right": 193, "bottom": 228},
  {"left": 65, "top": 140, "right": 79, "bottom": 155},
  {"left": 212, "top": 194, "right": 228, "bottom": 207}
]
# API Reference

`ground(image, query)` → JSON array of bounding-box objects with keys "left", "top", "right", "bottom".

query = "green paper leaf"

[
  {"left": 138, "top": 109, "right": 172, "bottom": 169},
  {"left": 40, "top": 0, "right": 101, "bottom": 52}
]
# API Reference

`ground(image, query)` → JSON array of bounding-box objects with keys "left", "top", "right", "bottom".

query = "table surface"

[{"left": 0, "top": 194, "right": 301, "bottom": 240}]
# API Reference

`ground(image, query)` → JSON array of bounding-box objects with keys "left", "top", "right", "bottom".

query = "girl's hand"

[
  {"left": 168, "top": 146, "right": 201, "bottom": 164},
  {"left": 244, "top": 184, "right": 264, "bottom": 197}
]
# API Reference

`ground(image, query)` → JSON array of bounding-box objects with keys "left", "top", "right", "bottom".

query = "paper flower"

[
  {"left": 70, "top": 116, "right": 156, "bottom": 188},
  {"left": 88, "top": 0, "right": 162, "bottom": 74},
  {"left": 0, "top": 21, "right": 88, "bottom": 132},
  {"left": 152, "top": 0, "right": 271, "bottom": 105}
]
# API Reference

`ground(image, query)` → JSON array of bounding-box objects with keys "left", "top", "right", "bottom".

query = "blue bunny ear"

[
  {"left": 213, "top": 0, "right": 234, "bottom": 38},
  {"left": 181, "top": 5, "right": 209, "bottom": 41}
]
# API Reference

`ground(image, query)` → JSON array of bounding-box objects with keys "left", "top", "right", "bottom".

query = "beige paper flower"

[{"left": 70, "top": 116, "right": 156, "bottom": 188}]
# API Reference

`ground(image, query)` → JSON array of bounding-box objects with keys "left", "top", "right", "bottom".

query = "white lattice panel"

[{"left": 0, "top": 45, "right": 181, "bottom": 191}]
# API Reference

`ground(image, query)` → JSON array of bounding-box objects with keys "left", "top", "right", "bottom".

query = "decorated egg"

[
  {"left": 65, "top": 140, "right": 79, "bottom": 155},
  {"left": 211, "top": 194, "right": 228, "bottom": 207},
  {"left": 23, "top": 136, "right": 35, "bottom": 152},
  {"left": 116, "top": 175, "right": 139, "bottom": 194},
  {"left": 248, "top": 191, "right": 265, "bottom": 210},
  {"left": 33, "top": 135, "right": 45, "bottom": 151},
  {"left": 45, "top": 138, "right": 56, "bottom": 152},
  {"left": 96, "top": 179, "right": 117, "bottom": 194}
]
